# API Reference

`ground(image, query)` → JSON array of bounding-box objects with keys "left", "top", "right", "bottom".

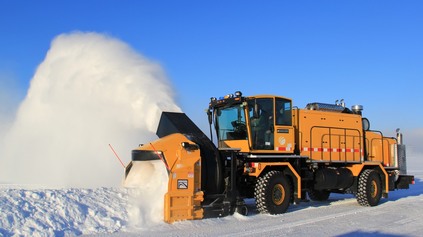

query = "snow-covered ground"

[{"left": 1, "top": 154, "right": 422, "bottom": 237}]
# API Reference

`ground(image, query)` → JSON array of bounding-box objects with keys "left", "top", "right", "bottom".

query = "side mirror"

[
  {"left": 207, "top": 110, "right": 212, "bottom": 125},
  {"left": 362, "top": 118, "right": 370, "bottom": 131}
]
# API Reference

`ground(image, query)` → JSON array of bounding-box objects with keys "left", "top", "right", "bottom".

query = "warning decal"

[{"left": 177, "top": 179, "right": 188, "bottom": 189}]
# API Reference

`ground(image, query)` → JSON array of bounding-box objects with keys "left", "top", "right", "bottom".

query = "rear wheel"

[
  {"left": 255, "top": 170, "right": 291, "bottom": 214},
  {"left": 356, "top": 169, "right": 382, "bottom": 206}
]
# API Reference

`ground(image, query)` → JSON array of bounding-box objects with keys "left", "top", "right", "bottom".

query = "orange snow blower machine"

[{"left": 124, "top": 91, "right": 414, "bottom": 223}]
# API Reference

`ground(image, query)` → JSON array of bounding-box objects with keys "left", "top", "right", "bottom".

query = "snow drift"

[{"left": 0, "top": 32, "right": 180, "bottom": 188}]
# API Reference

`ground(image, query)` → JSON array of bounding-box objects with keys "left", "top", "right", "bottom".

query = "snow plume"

[
  {"left": 0, "top": 32, "right": 180, "bottom": 188},
  {"left": 0, "top": 73, "right": 22, "bottom": 144}
]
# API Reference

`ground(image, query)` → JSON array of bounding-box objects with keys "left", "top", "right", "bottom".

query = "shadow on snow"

[{"left": 243, "top": 177, "right": 422, "bottom": 216}]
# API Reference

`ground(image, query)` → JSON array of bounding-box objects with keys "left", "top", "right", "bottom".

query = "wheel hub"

[
  {"left": 272, "top": 184, "right": 285, "bottom": 205},
  {"left": 370, "top": 180, "right": 378, "bottom": 198}
]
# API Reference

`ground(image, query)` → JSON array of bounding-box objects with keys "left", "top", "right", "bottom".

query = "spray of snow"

[
  {"left": 0, "top": 32, "right": 177, "bottom": 226},
  {"left": 0, "top": 32, "right": 179, "bottom": 187},
  {"left": 0, "top": 73, "right": 22, "bottom": 145},
  {"left": 125, "top": 160, "right": 169, "bottom": 227}
]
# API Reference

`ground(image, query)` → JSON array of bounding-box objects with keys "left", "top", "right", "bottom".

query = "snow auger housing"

[
  {"left": 124, "top": 112, "right": 231, "bottom": 223},
  {"left": 124, "top": 92, "right": 415, "bottom": 223}
]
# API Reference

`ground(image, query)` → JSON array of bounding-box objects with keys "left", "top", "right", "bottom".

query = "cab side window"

[
  {"left": 249, "top": 98, "right": 274, "bottom": 149},
  {"left": 276, "top": 98, "right": 292, "bottom": 126}
]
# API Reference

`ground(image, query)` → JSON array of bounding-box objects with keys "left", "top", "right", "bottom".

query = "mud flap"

[{"left": 395, "top": 175, "right": 415, "bottom": 189}]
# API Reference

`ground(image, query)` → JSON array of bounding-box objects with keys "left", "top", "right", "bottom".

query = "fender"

[
  {"left": 346, "top": 162, "right": 389, "bottom": 194},
  {"left": 245, "top": 162, "right": 302, "bottom": 201}
]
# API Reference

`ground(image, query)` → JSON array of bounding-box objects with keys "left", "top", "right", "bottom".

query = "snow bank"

[
  {"left": 0, "top": 187, "right": 129, "bottom": 236},
  {"left": 0, "top": 160, "right": 169, "bottom": 236}
]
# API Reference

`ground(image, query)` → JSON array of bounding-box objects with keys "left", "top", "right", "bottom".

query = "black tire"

[
  {"left": 308, "top": 189, "right": 330, "bottom": 201},
  {"left": 254, "top": 170, "right": 291, "bottom": 214},
  {"left": 356, "top": 169, "right": 382, "bottom": 206}
]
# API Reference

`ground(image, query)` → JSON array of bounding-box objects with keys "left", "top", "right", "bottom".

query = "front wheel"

[
  {"left": 254, "top": 170, "right": 291, "bottom": 214},
  {"left": 356, "top": 169, "right": 382, "bottom": 206}
]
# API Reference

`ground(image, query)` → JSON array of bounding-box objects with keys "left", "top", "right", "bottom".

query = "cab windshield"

[{"left": 216, "top": 104, "right": 248, "bottom": 141}]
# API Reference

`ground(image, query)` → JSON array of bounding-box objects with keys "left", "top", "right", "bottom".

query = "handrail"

[{"left": 309, "top": 126, "right": 363, "bottom": 162}]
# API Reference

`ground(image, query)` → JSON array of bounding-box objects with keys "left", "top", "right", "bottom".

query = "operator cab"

[{"left": 208, "top": 91, "right": 295, "bottom": 153}]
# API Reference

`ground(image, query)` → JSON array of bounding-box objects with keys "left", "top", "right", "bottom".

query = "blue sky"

[{"left": 1, "top": 1, "right": 422, "bottom": 133}]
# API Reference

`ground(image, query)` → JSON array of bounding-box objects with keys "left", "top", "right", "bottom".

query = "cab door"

[{"left": 273, "top": 98, "right": 295, "bottom": 153}]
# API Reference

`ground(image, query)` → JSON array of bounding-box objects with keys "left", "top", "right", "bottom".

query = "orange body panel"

[
  {"left": 222, "top": 140, "right": 250, "bottom": 152},
  {"left": 293, "top": 109, "right": 364, "bottom": 163},
  {"left": 365, "top": 131, "right": 398, "bottom": 167},
  {"left": 273, "top": 126, "right": 296, "bottom": 153}
]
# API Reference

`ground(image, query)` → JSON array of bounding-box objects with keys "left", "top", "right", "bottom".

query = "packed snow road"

[{"left": 112, "top": 174, "right": 423, "bottom": 237}]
